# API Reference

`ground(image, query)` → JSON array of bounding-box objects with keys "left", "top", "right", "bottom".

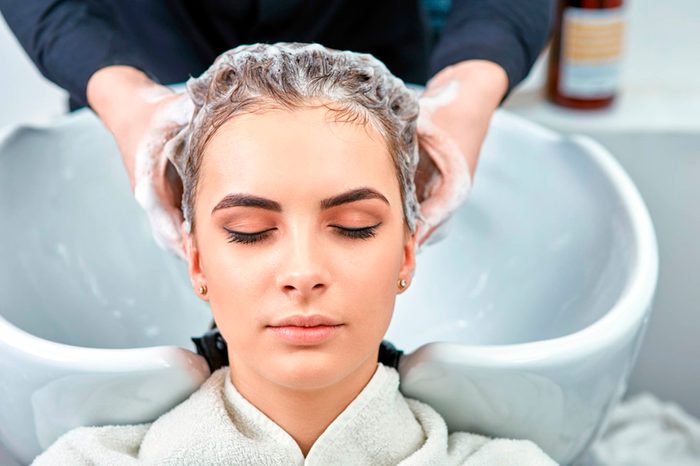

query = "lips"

[
  {"left": 268, "top": 314, "right": 343, "bottom": 328},
  {"left": 267, "top": 314, "right": 344, "bottom": 345}
]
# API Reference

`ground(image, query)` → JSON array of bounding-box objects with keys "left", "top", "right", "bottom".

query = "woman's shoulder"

[{"left": 401, "top": 396, "right": 559, "bottom": 465}]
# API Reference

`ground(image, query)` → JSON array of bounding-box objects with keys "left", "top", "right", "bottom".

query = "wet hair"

[{"left": 170, "top": 42, "right": 422, "bottom": 234}]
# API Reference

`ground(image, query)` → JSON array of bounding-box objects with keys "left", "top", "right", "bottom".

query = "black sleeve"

[
  {"left": 0, "top": 0, "right": 152, "bottom": 109},
  {"left": 429, "top": 0, "right": 555, "bottom": 99}
]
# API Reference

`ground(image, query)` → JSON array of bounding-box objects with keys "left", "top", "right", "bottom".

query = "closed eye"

[
  {"left": 224, "top": 227, "right": 275, "bottom": 244},
  {"left": 331, "top": 222, "right": 382, "bottom": 240},
  {"left": 223, "top": 222, "right": 382, "bottom": 244}
]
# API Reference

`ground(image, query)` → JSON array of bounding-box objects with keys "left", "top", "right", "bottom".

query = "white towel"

[
  {"left": 31, "top": 363, "right": 557, "bottom": 465},
  {"left": 588, "top": 392, "right": 700, "bottom": 466}
]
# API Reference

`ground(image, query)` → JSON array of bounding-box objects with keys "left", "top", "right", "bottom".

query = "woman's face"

[{"left": 184, "top": 103, "right": 416, "bottom": 391}]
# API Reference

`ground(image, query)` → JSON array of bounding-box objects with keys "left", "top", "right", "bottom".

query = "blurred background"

[{"left": 0, "top": 0, "right": 698, "bottom": 463}]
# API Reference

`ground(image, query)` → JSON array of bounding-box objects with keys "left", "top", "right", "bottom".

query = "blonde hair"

[{"left": 170, "top": 42, "right": 422, "bottom": 233}]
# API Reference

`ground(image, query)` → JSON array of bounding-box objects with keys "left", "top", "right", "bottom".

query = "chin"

[{"left": 267, "top": 348, "right": 355, "bottom": 390}]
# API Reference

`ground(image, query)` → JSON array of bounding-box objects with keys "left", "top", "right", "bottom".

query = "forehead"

[{"left": 199, "top": 105, "right": 399, "bottom": 199}]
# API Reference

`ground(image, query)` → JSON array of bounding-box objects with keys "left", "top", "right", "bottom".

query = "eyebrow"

[{"left": 211, "top": 187, "right": 390, "bottom": 215}]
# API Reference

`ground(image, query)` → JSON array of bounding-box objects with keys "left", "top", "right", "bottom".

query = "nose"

[{"left": 275, "top": 224, "right": 331, "bottom": 299}]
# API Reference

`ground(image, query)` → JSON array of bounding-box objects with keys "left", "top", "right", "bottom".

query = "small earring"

[
  {"left": 199, "top": 283, "right": 208, "bottom": 295},
  {"left": 398, "top": 278, "right": 408, "bottom": 290}
]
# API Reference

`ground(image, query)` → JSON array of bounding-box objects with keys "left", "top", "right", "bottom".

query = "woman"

[{"left": 32, "top": 43, "right": 557, "bottom": 465}]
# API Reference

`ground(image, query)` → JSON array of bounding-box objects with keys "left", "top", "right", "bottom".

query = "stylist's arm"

[
  {"left": 87, "top": 66, "right": 192, "bottom": 258},
  {"left": 414, "top": 0, "right": 555, "bottom": 247}
]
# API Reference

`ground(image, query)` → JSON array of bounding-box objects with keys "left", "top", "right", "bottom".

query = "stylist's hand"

[
  {"left": 87, "top": 66, "right": 194, "bottom": 259},
  {"left": 414, "top": 60, "right": 508, "bottom": 248}
]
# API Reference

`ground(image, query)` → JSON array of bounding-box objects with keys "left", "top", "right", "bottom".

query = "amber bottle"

[{"left": 547, "top": 0, "right": 625, "bottom": 109}]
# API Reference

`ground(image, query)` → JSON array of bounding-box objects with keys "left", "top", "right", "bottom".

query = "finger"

[
  {"left": 416, "top": 118, "right": 472, "bottom": 217},
  {"left": 415, "top": 124, "right": 471, "bottom": 247},
  {"left": 164, "top": 209, "right": 187, "bottom": 260},
  {"left": 417, "top": 223, "right": 434, "bottom": 247},
  {"left": 415, "top": 220, "right": 440, "bottom": 250},
  {"left": 416, "top": 211, "right": 453, "bottom": 249},
  {"left": 137, "top": 181, "right": 180, "bottom": 249},
  {"left": 414, "top": 145, "right": 438, "bottom": 203},
  {"left": 417, "top": 193, "right": 444, "bottom": 238},
  {"left": 133, "top": 135, "right": 186, "bottom": 259},
  {"left": 148, "top": 91, "right": 194, "bottom": 129},
  {"left": 160, "top": 93, "right": 195, "bottom": 128},
  {"left": 145, "top": 183, "right": 186, "bottom": 259}
]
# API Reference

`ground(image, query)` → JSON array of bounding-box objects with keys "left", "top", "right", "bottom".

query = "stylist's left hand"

[{"left": 414, "top": 60, "right": 508, "bottom": 248}]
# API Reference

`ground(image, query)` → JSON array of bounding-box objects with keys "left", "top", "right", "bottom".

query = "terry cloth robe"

[{"left": 31, "top": 363, "right": 558, "bottom": 465}]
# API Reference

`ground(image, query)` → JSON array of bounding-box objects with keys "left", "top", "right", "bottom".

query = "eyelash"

[{"left": 224, "top": 223, "right": 381, "bottom": 245}]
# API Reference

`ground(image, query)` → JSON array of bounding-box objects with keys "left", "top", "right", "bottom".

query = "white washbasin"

[{"left": 0, "top": 108, "right": 657, "bottom": 465}]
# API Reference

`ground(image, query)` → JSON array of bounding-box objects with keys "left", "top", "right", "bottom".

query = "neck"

[{"left": 228, "top": 353, "right": 379, "bottom": 457}]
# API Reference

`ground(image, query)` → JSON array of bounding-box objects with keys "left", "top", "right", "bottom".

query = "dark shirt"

[{"left": 0, "top": 0, "right": 553, "bottom": 111}]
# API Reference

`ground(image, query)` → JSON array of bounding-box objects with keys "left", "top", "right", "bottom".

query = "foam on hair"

[{"left": 169, "top": 42, "right": 422, "bottom": 234}]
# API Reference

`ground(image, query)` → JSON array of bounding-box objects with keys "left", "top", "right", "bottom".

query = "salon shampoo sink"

[{"left": 0, "top": 108, "right": 657, "bottom": 465}]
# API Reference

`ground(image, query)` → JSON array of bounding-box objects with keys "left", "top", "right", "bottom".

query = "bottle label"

[{"left": 559, "top": 7, "right": 625, "bottom": 99}]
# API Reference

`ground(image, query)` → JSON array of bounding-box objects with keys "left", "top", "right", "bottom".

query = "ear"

[
  {"left": 183, "top": 222, "right": 209, "bottom": 301},
  {"left": 398, "top": 230, "right": 417, "bottom": 294}
]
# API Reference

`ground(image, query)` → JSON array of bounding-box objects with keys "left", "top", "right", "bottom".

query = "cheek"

[
  {"left": 198, "top": 238, "right": 274, "bottom": 345},
  {"left": 340, "top": 232, "right": 405, "bottom": 327}
]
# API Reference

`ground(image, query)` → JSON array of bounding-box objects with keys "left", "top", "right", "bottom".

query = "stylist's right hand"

[{"left": 87, "top": 66, "right": 194, "bottom": 259}]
